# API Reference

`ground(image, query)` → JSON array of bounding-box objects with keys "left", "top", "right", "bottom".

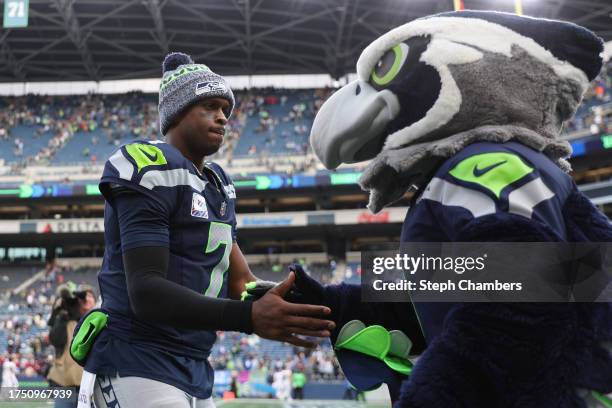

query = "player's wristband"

[{"left": 221, "top": 299, "right": 253, "bottom": 334}]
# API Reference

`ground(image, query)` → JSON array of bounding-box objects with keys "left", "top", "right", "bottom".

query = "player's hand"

[
  {"left": 241, "top": 280, "right": 277, "bottom": 301},
  {"left": 241, "top": 278, "right": 302, "bottom": 302},
  {"left": 251, "top": 271, "right": 335, "bottom": 348}
]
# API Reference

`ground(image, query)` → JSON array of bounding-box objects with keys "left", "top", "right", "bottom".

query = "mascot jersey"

[
  {"left": 403, "top": 140, "right": 575, "bottom": 341},
  {"left": 308, "top": 10, "right": 612, "bottom": 408},
  {"left": 86, "top": 140, "right": 237, "bottom": 398}
]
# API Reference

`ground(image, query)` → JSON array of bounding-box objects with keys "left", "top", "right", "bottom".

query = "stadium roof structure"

[{"left": 0, "top": 0, "right": 611, "bottom": 83}]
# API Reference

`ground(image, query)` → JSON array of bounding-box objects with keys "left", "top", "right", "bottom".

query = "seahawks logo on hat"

[{"left": 195, "top": 81, "right": 227, "bottom": 95}]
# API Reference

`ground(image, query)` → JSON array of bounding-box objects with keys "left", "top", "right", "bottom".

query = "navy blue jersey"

[
  {"left": 86, "top": 140, "right": 237, "bottom": 398},
  {"left": 401, "top": 141, "right": 575, "bottom": 342},
  {"left": 325, "top": 141, "right": 612, "bottom": 405}
]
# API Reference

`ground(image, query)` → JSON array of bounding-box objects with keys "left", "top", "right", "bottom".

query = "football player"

[{"left": 84, "top": 52, "right": 335, "bottom": 408}]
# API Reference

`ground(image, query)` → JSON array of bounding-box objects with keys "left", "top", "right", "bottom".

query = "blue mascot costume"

[{"left": 302, "top": 10, "right": 612, "bottom": 408}]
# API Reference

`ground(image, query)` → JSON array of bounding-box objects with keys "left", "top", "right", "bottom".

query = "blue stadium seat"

[
  {"left": 0, "top": 126, "right": 52, "bottom": 164},
  {"left": 51, "top": 130, "right": 123, "bottom": 165}
]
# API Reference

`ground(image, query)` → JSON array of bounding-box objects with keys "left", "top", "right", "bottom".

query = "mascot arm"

[
  {"left": 395, "top": 212, "right": 612, "bottom": 408},
  {"left": 294, "top": 266, "right": 425, "bottom": 348}
]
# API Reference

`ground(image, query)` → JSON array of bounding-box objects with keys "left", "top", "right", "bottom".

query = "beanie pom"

[{"left": 162, "top": 52, "right": 194, "bottom": 74}]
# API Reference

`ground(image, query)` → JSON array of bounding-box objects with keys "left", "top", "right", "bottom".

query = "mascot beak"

[{"left": 310, "top": 80, "right": 400, "bottom": 169}]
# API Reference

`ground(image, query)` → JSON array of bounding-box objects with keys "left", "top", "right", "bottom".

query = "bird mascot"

[{"left": 301, "top": 10, "right": 612, "bottom": 408}]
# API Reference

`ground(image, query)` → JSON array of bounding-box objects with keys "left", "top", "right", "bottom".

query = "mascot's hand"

[
  {"left": 290, "top": 263, "right": 327, "bottom": 306},
  {"left": 242, "top": 264, "right": 330, "bottom": 310}
]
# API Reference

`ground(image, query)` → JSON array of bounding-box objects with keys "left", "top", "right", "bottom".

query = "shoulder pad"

[
  {"left": 102, "top": 141, "right": 206, "bottom": 193},
  {"left": 123, "top": 142, "right": 169, "bottom": 174},
  {"left": 420, "top": 143, "right": 562, "bottom": 221},
  {"left": 104, "top": 141, "right": 176, "bottom": 182}
]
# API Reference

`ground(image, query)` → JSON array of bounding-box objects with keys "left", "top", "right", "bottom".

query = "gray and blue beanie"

[{"left": 158, "top": 52, "right": 235, "bottom": 135}]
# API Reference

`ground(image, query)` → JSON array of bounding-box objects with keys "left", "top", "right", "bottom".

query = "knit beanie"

[{"left": 158, "top": 52, "right": 235, "bottom": 135}]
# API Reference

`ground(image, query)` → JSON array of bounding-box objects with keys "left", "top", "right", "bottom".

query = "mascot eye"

[{"left": 371, "top": 43, "right": 409, "bottom": 87}]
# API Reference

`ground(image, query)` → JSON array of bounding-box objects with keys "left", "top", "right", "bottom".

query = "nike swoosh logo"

[
  {"left": 472, "top": 160, "right": 506, "bottom": 177},
  {"left": 140, "top": 148, "right": 158, "bottom": 162}
]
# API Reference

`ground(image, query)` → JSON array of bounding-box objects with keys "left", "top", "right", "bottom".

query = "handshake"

[
  {"left": 244, "top": 264, "right": 334, "bottom": 348},
  {"left": 241, "top": 264, "right": 324, "bottom": 304}
]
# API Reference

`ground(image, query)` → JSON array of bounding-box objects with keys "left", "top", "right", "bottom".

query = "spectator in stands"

[
  {"left": 230, "top": 373, "right": 239, "bottom": 398},
  {"left": 46, "top": 284, "right": 96, "bottom": 407},
  {"left": 14, "top": 138, "right": 23, "bottom": 156},
  {"left": 1, "top": 354, "right": 19, "bottom": 389},
  {"left": 291, "top": 368, "right": 306, "bottom": 400},
  {"left": 272, "top": 364, "right": 293, "bottom": 401}
]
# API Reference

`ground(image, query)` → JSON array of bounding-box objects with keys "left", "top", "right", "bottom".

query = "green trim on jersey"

[
  {"left": 204, "top": 222, "right": 233, "bottom": 298},
  {"left": 449, "top": 152, "right": 534, "bottom": 198},
  {"left": 592, "top": 391, "right": 612, "bottom": 408},
  {"left": 125, "top": 143, "right": 168, "bottom": 174}
]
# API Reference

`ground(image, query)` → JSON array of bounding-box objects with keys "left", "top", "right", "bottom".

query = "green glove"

[
  {"left": 241, "top": 279, "right": 303, "bottom": 303},
  {"left": 241, "top": 280, "right": 277, "bottom": 301}
]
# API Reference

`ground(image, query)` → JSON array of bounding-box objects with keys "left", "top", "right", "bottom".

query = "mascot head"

[{"left": 310, "top": 11, "right": 603, "bottom": 212}]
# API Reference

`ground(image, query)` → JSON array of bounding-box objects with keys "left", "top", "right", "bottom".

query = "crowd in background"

[
  {"left": 0, "top": 268, "right": 58, "bottom": 386},
  {"left": 565, "top": 59, "right": 612, "bottom": 136},
  {"left": 0, "top": 88, "right": 334, "bottom": 176},
  {"left": 210, "top": 331, "right": 343, "bottom": 399},
  {"left": 0, "top": 65, "right": 609, "bottom": 176},
  {"left": 0, "top": 93, "right": 159, "bottom": 168},
  {"left": 242, "top": 88, "right": 332, "bottom": 158},
  {"left": 210, "top": 331, "right": 343, "bottom": 378}
]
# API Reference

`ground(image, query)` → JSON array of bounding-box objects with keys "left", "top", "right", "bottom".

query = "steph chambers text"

[{"left": 372, "top": 279, "right": 523, "bottom": 292}]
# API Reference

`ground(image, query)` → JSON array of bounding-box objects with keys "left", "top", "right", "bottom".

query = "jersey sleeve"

[
  {"left": 100, "top": 142, "right": 181, "bottom": 251},
  {"left": 112, "top": 189, "right": 171, "bottom": 251}
]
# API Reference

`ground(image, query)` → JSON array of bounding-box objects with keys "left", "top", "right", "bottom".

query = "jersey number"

[{"left": 203, "top": 222, "right": 233, "bottom": 297}]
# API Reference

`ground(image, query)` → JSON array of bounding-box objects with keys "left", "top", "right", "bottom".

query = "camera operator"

[{"left": 46, "top": 284, "right": 96, "bottom": 407}]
